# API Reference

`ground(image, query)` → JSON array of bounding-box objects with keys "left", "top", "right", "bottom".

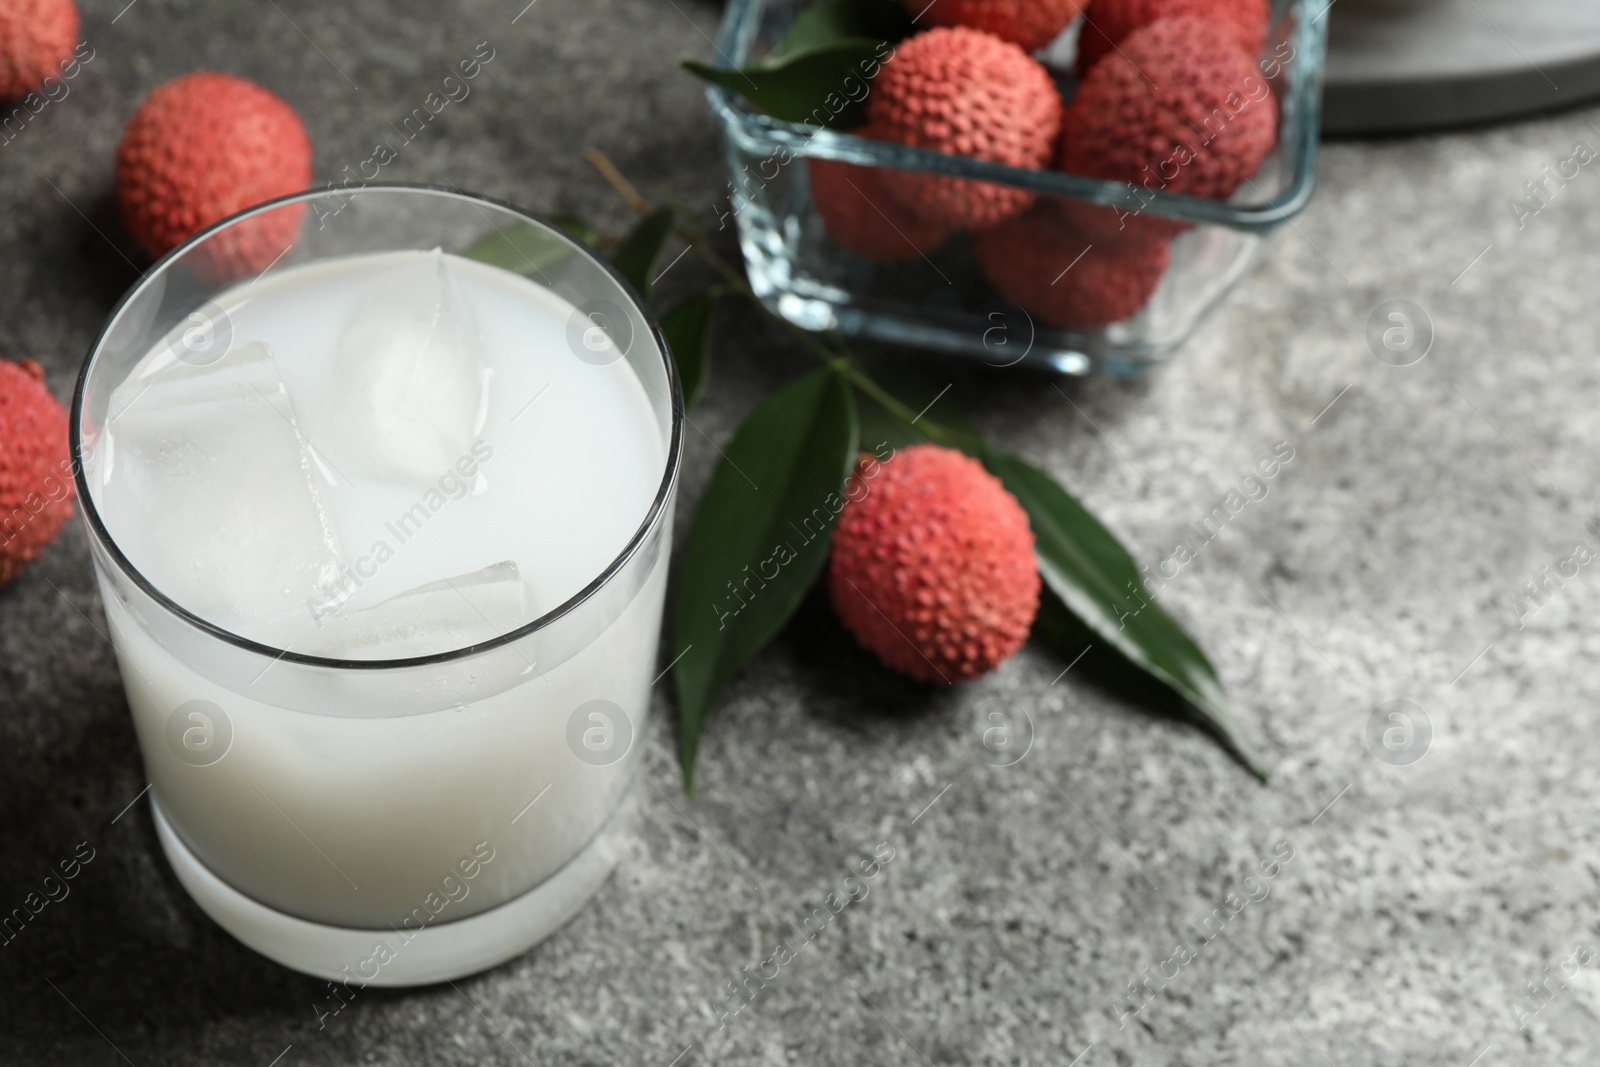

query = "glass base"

[
  {"left": 150, "top": 791, "right": 633, "bottom": 987},
  {"left": 738, "top": 203, "right": 1271, "bottom": 377}
]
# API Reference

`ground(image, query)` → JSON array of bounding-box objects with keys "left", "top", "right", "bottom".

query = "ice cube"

[
  {"left": 315, "top": 249, "right": 491, "bottom": 486},
  {"left": 293, "top": 561, "right": 532, "bottom": 660},
  {"left": 100, "top": 340, "right": 345, "bottom": 636}
]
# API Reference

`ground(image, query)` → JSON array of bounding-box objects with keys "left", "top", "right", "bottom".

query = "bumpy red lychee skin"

[
  {"left": 0, "top": 0, "right": 78, "bottom": 101},
  {"left": 809, "top": 128, "right": 953, "bottom": 262},
  {"left": 974, "top": 201, "right": 1171, "bottom": 328},
  {"left": 116, "top": 73, "right": 312, "bottom": 282},
  {"left": 0, "top": 360, "right": 75, "bottom": 588},
  {"left": 828, "top": 445, "right": 1040, "bottom": 684},
  {"left": 1057, "top": 194, "right": 1187, "bottom": 247},
  {"left": 868, "top": 27, "right": 1063, "bottom": 230},
  {"left": 1077, "top": 0, "right": 1270, "bottom": 74},
  {"left": 1058, "top": 19, "right": 1277, "bottom": 212},
  {"left": 909, "top": 0, "right": 1086, "bottom": 53}
]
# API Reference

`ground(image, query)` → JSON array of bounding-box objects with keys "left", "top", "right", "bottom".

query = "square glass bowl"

[{"left": 707, "top": 0, "right": 1327, "bottom": 375}]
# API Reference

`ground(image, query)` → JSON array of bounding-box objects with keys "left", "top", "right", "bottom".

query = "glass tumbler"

[{"left": 71, "top": 186, "right": 683, "bottom": 986}]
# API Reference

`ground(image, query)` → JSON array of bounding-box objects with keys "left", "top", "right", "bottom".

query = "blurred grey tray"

[{"left": 1325, "top": 0, "right": 1600, "bottom": 133}]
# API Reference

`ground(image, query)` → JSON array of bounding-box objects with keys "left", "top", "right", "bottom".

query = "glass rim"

[
  {"left": 70, "top": 182, "right": 686, "bottom": 673},
  {"left": 708, "top": 0, "right": 1326, "bottom": 232}
]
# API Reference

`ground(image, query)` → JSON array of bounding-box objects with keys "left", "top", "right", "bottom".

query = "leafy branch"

[{"left": 469, "top": 150, "right": 1270, "bottom": 795}]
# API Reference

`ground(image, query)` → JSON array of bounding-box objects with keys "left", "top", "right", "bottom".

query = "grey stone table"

[{"left": 3, "top": 1, "right": 1599, "bottom": 1064}]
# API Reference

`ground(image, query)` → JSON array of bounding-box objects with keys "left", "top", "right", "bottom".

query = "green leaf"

[
  {"left": 462, "top": 221, "right": 577, "bottom": 279},
  {"left": 611, "top": 206, "right": 676, "bottom": 299},
  {"left": 682, "top": 0, "right": 910, "bottom": 126},
  {"left": 854, "top": 387, "right": 923, "bottom": 457},
  {"left": 672, "top": 366, "right": 859, "bottom": 794},
  {"left": 547, "top": 212, "right": 599, "bottom": 246},
  {"left": 983, "top": 450, "right": 1270, "bottom": 780},
  {"left": 659, "top": 294, "right": 714, "bottom": 409},
  {"left": 763, "top": 0, "right": 914, "bottom": 64},
  {"left": 848, "top": 348, "right": 984, "bottom": 455},
  {"left": 683, "top": 39, "right": 887, "bottom": 128}
]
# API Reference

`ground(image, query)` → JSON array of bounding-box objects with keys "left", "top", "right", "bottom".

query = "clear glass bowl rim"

[
  {"left": 708, "top": 0, "right": 1328, "bottom": 232},
  {"left": 69, "top": 183, "right": 686, "bottom": 673}
]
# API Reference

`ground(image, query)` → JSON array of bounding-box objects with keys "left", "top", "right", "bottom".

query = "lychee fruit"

[
  {"left": 908, "top": 0, "right": 1085, "bottom": 54},
  {"left": 116, "top": 73, "right": 312, "bottom": 282},
  {"left": 1055, "top": 194, "right": 1183, "bottom": 248},
  {"left": 0, "top": 0, "right": 78, "bottom": 101},
  {"left": 974, "top": 201, "right": 1170, "bottom": 328},
  {"left": 1077, "top": 0, "right": 1270, "bottom": 74},
  {"left": 809, "top": 133, "right": 953, "bottom": 262},
  {"left": 828, "top": 445, "right": 1040, "bottom": 684},
  {"left": 1057, "top": 19, "right": 1277, "bottom": 209},
  {"left": 867, "top": 27, "right": 1063, "bottom": 230},
  {"left": 0, "top": 359, "right": 75, "bottom": 588}
]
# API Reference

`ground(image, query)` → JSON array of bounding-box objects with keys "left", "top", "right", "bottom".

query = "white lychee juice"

[{"left": 81, "top": 240, "right": 675, "bottom": 983}]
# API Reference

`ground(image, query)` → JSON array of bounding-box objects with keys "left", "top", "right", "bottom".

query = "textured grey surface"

[{"left": 3, "top": 1, "right": 1600, "bottom": 1065}]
